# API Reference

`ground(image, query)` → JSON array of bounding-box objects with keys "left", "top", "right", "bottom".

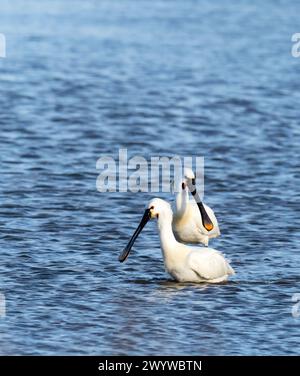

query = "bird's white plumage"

[
  {"left": 187, "top": 248, "right": 234, "bottom": 282},
  {"left": 172, "top": 177, "right": 220, "bottom": 246}
]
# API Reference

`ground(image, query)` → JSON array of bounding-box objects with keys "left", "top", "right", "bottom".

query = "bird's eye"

[{"left": 150, "top": 206, "right": 154, "bottom": 210}]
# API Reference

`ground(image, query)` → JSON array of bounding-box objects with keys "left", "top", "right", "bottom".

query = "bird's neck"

[
  {"left": 157, "top": 212, "right": 179, "bottom": 256},
  {"left": 175, "top": 189, "right": 189, "bottom": 217}
]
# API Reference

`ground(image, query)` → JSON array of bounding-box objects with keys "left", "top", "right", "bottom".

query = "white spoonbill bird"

[
  {"left": 172, "top": 168, "right": 220, "bottom": 246},
  {"left": 119, "top": 198, "right": 234, "bottom": 283}
]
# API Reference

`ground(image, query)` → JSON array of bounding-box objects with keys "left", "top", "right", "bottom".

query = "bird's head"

[
  {"left": 118, "top": 198, "right": 172, "bottom": 263},
  {"left": 147, "top": 198, "right": 172, "bottom": 220}
]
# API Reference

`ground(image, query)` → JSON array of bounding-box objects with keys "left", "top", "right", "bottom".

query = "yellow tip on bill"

[{"left": 204, "top": 223, "right": 214, "bottom": 231}]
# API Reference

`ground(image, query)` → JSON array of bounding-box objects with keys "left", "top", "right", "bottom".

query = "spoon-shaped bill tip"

[
  {"left": 197, "top": 202, "right": 214, "bottom": 232},
  {"left": 186, "top": 178, "right": 215, "bottom": 233}
]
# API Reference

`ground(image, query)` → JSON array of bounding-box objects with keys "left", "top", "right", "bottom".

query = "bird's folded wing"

[{"left": 187, "top": 250, "right": 232, "bottom": 280}]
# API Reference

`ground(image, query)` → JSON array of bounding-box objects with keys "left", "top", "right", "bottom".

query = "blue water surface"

[{"left": 0, "top": 0, "right": 299, "bottom": 355}]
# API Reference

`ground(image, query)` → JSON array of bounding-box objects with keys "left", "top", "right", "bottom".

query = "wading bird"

[
  {"left": 119, "top": 198, "right": 234, "bottom": 283},
  {"left": 172, "top": 168, "right": 220, "bottom": 246}
]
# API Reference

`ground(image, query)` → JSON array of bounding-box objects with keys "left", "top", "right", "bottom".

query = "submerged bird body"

[
  {"left": 119, "top": 198, "right": 234, "bottom": 283},
  {"left": 156, "top": 199, "right": 233, "bottom": 283}
]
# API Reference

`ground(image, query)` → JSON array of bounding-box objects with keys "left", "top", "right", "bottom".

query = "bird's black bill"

[
  {"left": 187, "top": 179, "right": 214, "bottom": 232},
  {"left": 118, "top": 208, "right": 151, "bottom": 263}
]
